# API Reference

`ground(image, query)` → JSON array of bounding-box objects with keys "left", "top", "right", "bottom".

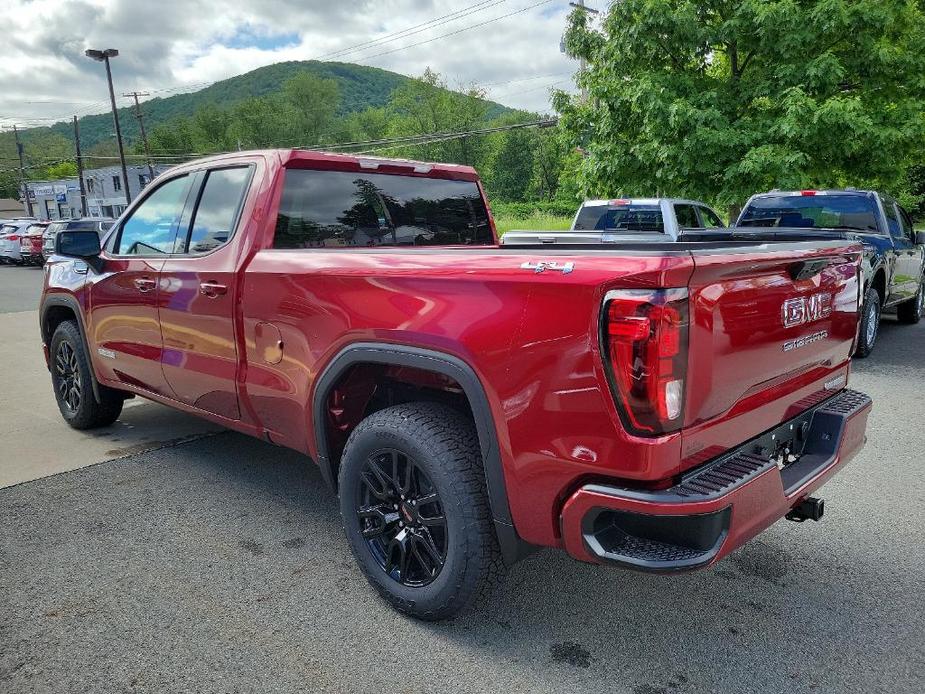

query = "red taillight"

[
  {"left": 800, "top": 190, "right": 817, "bottom": 196},
  {"left": 609, "top": 199, "right": 630, "bottom": 206},
  {"left": 8, "top": 234, "right": 20, "bottom": 241},
  {"left": 602, "top": 288, "right": 689, "bottom": 436}
]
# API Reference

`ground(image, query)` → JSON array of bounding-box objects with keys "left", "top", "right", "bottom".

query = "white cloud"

[{"left": 0, "top": 0, "right": 579, "bottom": 129}]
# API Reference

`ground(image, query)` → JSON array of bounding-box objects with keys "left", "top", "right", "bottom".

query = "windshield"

[
  {"left": 573, "top": 204, "right": 664, "bottom": 232},
  {"left": 738, "top": 194, "right": 880, "bottom": 232}
]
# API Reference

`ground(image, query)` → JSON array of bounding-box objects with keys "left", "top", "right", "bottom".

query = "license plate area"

[{"left": 744, "top": 406, "right": 817, "bottom": 471}]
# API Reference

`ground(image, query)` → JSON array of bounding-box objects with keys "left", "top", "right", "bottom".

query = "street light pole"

[{"left": 85, "top": 48, "right": 131, "bottom": 206}]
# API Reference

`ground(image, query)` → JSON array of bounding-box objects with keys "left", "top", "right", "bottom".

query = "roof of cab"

[
  {"left": 581, "top": 198, "right": 711, "bottom": 207},
  {"left": 163, "top": 149, "right": 481, "bottom": 182}
]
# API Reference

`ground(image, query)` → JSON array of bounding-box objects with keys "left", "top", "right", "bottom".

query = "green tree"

[
  {"left": 283, "top": 72, "right": 340, "bottom": 146},
  {"left": 482, "top": 115, "right": 537, "bottom": 202},
  {"left": 385, "top": 68, "right": 490, "bottom": 166},
  {"left": 226, "top": 96, "right": 297, "bottom": 149},
  {"left": 42, "top": 162, "right": 78, "bottom": 180},
  {"left": 556, "top": 0, "right": 925, "bottom": 206}
]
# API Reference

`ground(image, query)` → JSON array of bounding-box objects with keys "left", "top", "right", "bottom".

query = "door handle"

[
  {"left": 199, "top": 281, "right": 228, "bottom": 298},
  {"left": 133, "top": 277, "right": 156, "bottom": 293}
]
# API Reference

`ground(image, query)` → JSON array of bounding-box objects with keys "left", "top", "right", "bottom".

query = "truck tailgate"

[{"left": 680, "top": 241, "right": 861, "bottom": 470}]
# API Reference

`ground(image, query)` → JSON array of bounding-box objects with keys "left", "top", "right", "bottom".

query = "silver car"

[
  {"left": 0, "top": 220, "right": 36, "bottom": 264},
  {"left": 42, "top": 218, "right": 114, "bottom": 260}
]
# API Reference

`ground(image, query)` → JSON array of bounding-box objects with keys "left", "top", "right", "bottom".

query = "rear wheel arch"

[{"left": 312, "top": 343, "right": 531, "bottom": 564}]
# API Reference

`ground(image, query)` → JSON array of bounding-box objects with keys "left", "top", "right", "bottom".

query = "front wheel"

[
  {"left": 50, "top": 321, "right": 124, "bottom": 429},
  {"left": 896, "top": 281, "right": 924, "bottom": 324},
  {"left": 338, "top": 402, "right": 502, "bottom": 620},
  {"left": 854, "top": 287, "right": 881, "bottom": 358}
]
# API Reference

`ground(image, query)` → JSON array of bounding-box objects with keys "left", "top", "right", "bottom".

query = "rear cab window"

[
  {"left": 738, "top": 194, "right": 881, "bottom": 232},
  {"left": 273, "top": 169, "right": 492, "bottom": 248},
  {"left": 573, "top": 203, "right": 665, "bottom": 233}
]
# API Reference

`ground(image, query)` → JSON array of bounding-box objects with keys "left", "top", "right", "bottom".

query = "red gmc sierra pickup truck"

[{"left": 41, "top": 149, "right": 872, "bottom": 619}]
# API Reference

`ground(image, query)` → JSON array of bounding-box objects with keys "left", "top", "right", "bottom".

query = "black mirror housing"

[
  {"left": 915, "top": 231, "right": 925, "bottom": 245},
  {"left": 56, "top": 230, "right": 101, "bottom": 258}
]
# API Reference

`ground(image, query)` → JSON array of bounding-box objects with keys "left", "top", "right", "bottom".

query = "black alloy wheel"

[
  {"left": 49, "top": 320, "right": 123, "bottom": 429},
  {"left": 338, "top": 402, "right": 503, "bottom": 620},
  {"left": 357, "top": 448, "right": 448, "bottom": 587},
  {"left": 54, "top": 340, "right": 82, "bottom": 413}
]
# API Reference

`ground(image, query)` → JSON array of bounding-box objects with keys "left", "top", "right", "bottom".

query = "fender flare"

[
  {"left": 312, "top": 342, "right": 532, "bottom": 564},
  {"left": 40, "top": 294, "right": 103, "bottom": 404}
]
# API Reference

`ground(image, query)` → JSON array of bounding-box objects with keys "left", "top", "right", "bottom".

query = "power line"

[
  {"left": 0, "top": 118, "right": 558, "bottom": 177},
  {"left": 316, "top": 0, "right": 508, "bottom": 61},
  {"left": 355, "top": 0, "right": 555, "bottom": 62}
]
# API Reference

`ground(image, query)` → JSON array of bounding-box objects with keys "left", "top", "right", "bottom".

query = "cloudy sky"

[{"left": 1, "top": 0, "right": 581, "bottom": 130}]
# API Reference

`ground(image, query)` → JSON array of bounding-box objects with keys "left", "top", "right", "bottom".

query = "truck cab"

[
  {"left": 501, "top": 198, "right": 727, "bottom": 245},
  {"left": 736, "top": 189, "right": 925, "bottom": 356}
]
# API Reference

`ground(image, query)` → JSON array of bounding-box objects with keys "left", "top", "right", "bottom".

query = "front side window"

[
  {"left": 185, "top": 167, "right": 251, "bottom": 254},
  {"left": 674, "top": 204, "right": 701, "bottom": 228},
  {"left": 273, "top": 169, "right": 492, "bottom": 248},
  {"left": 114, "top": 175, "right": 190, "bottom": 255}
]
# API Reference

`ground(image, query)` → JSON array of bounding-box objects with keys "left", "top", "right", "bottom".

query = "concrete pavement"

[{"left": 0, "top": 266, "right": 220, "bottom": 488}]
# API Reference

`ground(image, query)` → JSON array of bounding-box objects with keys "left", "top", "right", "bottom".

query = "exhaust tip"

[{"left": 786, "top": 497, "right": 825, "bottom": 523}]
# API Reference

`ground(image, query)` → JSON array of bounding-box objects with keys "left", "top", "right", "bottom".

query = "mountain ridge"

[{"left": 36, "top": 60, "right": 515, "bottom": 150}]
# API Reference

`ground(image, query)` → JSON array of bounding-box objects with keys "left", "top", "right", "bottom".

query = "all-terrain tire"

[
  {"left": 338, "top": 402, "right": 503, "bottom": 620},
  {"left": 854, "top": 287, "right": 881, "bottom": 358},
  {"left": 50, "top": 320, "right": 123, "bottom": 429}
]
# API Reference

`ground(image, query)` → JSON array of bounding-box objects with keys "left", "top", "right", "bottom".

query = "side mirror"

[
  {"left": 915, "top": 231, "right": 925, "bottom": 245},
  {"left": 56, "top": 230, "right": 101, "bottom": 258}
]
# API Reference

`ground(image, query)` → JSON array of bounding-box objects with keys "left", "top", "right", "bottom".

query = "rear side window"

[
  {"left": 115, "top": 175, "right": 190, "bottom": 255},
  {"left": 573, "top": 204, "right": 664, "bottom": 232},
  {"left": 674, "top": 204, "right": 701, "bottom": 228},
  {"left": 883, "top": 199, "right": 902, "bottom": 238},
  {"left": 185, "top": 167, "right": 251, "bottom": 254},
  {"left": 273, "top": 169, "right": 492, "bottom": 248},
  {"left": 897, "top": 205, "right": 914, "bottom": 241}
]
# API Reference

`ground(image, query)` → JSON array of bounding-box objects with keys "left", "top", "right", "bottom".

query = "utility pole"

[
  {"left": 85, "top": 48, "right": 131, "bottom": 206},
  {"left": 12, "top": 125, "right": 34, "bottom": 217},
  {"left": 123, "top": 91, "right": 154, "bottom": 181},
  {"left": 569, "top": 1, "right": 599, "bottom": 102},
  {"left": 73, "top": 116, "right": 88, "bottom": 217}
]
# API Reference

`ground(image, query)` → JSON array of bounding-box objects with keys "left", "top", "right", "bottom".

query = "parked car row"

[
  {"left": 0, "top": 217, "right": 114, "bottom": 266},
  {"left": 502, "top": 188, "right": 925, "bottom": 357}
]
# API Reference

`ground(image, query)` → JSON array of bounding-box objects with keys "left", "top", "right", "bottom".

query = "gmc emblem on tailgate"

[{"left": 782, "top": 292, "right": 832, "bottom": 328}]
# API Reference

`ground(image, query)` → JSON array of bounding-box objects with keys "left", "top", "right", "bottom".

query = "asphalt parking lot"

[{"left": 1, "top": 264, "right": 923, "bottom": 693}]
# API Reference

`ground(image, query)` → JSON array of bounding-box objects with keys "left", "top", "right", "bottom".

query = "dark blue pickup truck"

[{"left": 736, "top": 189, "right": 925, "bottom": 356}]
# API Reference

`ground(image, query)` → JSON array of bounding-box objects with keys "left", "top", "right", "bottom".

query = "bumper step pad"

[{"left": 573, "top": 388, "right": 871, "bottom": 571}]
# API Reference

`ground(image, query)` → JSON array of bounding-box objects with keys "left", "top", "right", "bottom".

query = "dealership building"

[{"left": 23, "top": 164, "right": 171, "bottom": 220}]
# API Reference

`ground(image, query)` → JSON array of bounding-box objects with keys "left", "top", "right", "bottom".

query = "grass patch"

[{"left": 494, "top": 212, "right": 573, "bottom": 235}]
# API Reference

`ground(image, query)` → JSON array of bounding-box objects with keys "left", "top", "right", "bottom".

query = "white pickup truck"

[{"left": 501, "top": 198, "right": 727, "bottom": 245}]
